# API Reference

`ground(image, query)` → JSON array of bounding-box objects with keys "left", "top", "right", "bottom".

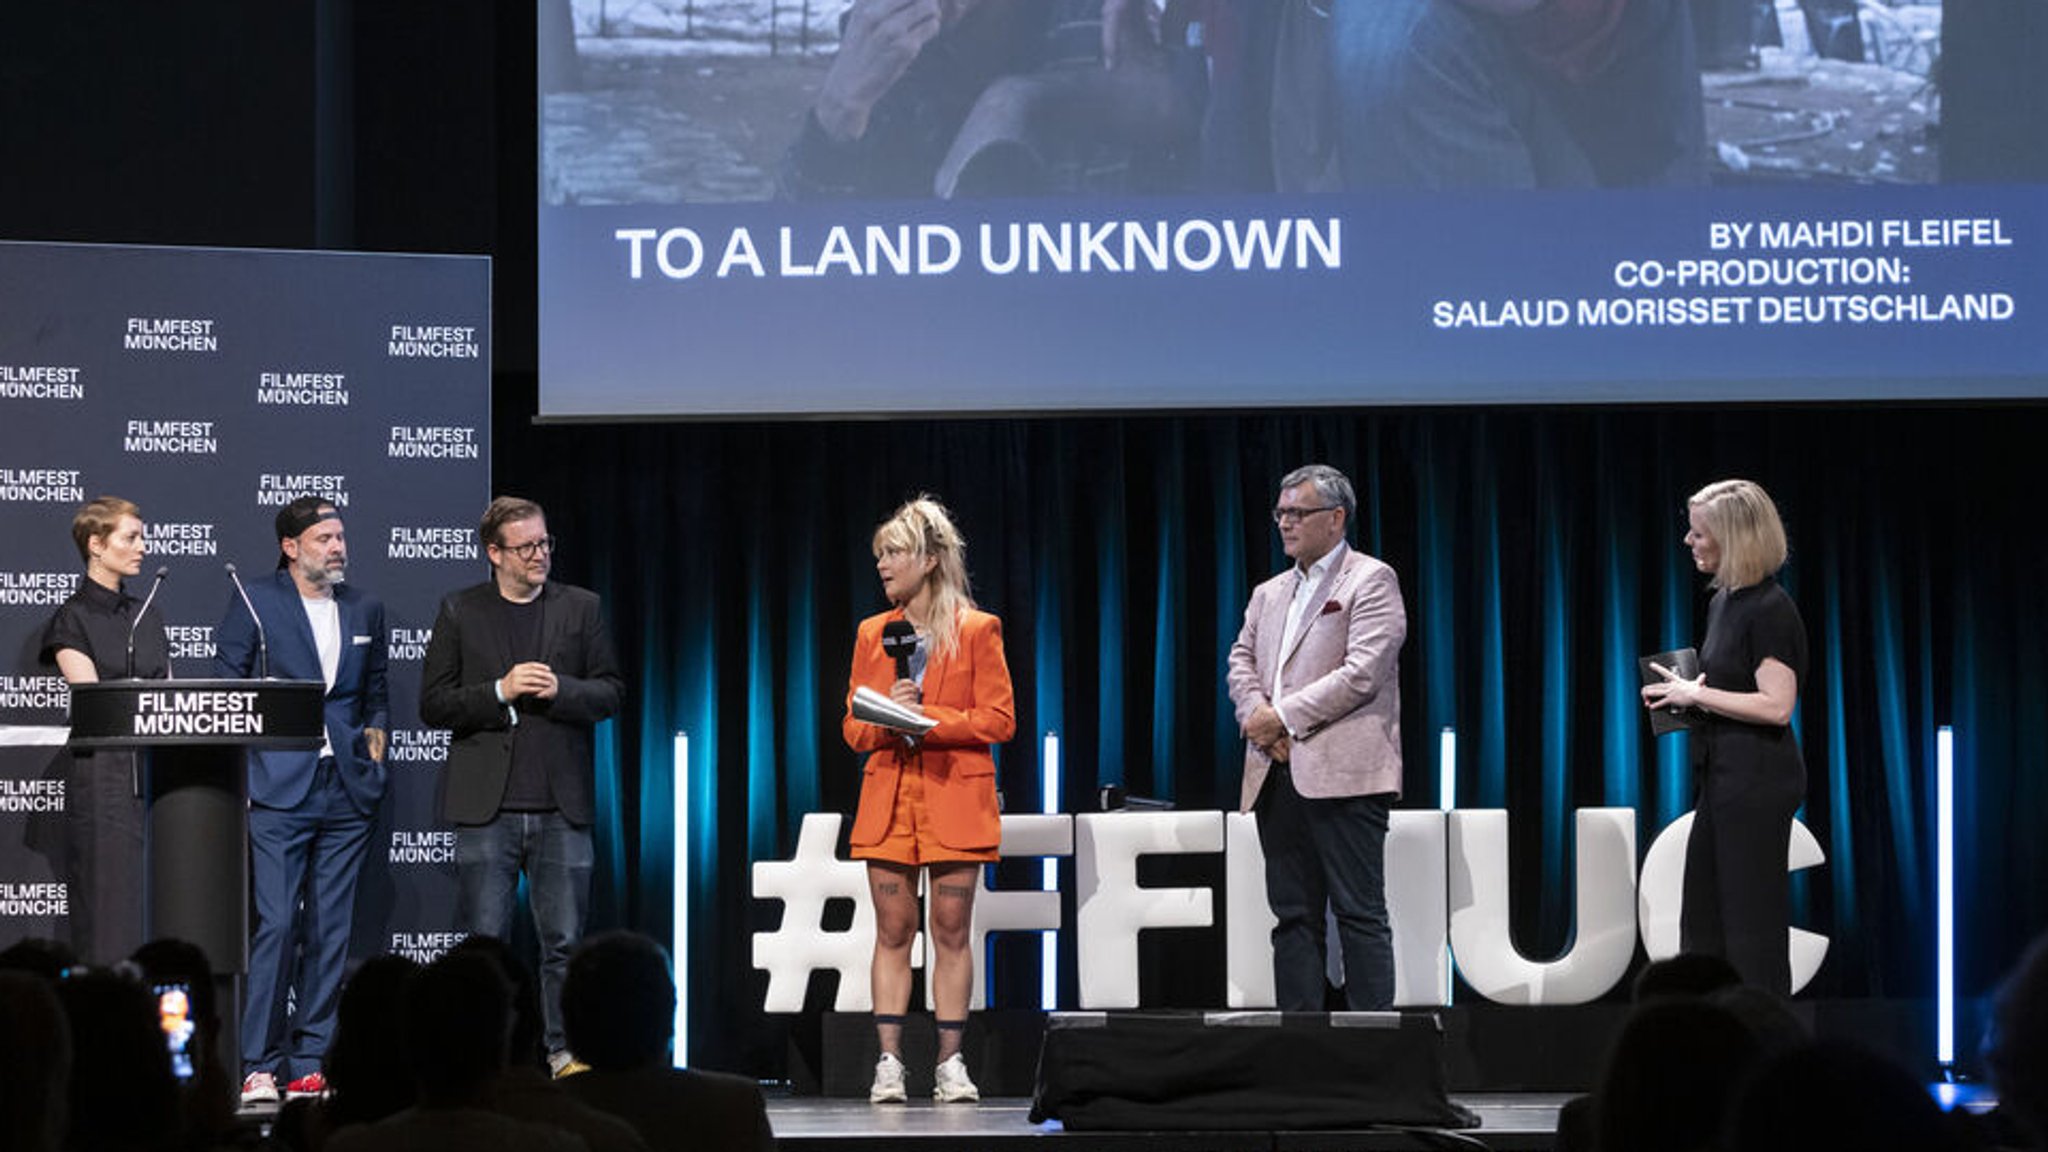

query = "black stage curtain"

[{"left": 497, "top": 401, "right": 2046, "bottom": 1075}]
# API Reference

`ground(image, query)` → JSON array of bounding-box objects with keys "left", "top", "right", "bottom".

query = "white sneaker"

[
  {"left": 932, "top": 1052, "right": 979, "bottom": 1103},
  {"left": 240, "top": 1071, "right": 280, "bottom": 1106},
  {"left": 869, "top": 1052, "right": 908, "bottom": 1104}
]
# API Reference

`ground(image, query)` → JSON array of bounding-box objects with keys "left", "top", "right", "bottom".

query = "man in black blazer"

[{"left": 421, "top": 496, "right": 624, "bottom": 1074}]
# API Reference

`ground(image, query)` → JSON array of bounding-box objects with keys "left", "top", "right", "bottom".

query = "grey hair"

[{"left": 1278, "top": 464, "right": 1356, "bottom": 529}]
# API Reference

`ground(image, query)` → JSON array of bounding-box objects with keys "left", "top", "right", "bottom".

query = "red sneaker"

[{"left": 284, "top": 1072, "right": 328, "bottom": 1098}]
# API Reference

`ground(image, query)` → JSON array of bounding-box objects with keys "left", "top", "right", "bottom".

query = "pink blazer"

[{"left": 1226, "top": 546, "right": 1407, "bottom": 811}]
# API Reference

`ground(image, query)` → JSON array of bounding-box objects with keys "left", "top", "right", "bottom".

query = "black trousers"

[{"left": 1682, "top": 761, "right": 1802, "bottom": 996}]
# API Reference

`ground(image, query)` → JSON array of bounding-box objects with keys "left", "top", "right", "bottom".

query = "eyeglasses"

[
  {"left": 497, "top": 536, "right": 556, "bottom": 559},
  {"left": 1272, "top": 505, "right": 1339, "bottom": 525}
]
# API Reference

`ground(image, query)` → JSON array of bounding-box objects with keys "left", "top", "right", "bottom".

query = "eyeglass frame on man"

[
  {"left": 1271, "top": 505, "right": 1340, "bottom": 525},
  {"left": 495, "top": 535, "right": 557, "bottom": 560}
]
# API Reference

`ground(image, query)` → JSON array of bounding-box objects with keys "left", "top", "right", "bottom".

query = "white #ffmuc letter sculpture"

[{"left": 1448, "top": 808, "right": 1639, "bottom": 1005}]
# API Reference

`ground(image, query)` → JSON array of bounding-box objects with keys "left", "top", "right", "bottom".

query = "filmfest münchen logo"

[
  {"left": 0, "top": 364, "right": 84, "bottom": 400},
  {"left": 390, "top": 829, "right": 456, "bottom": 865},
  {"left": 387, "top": 324, "right": 480, "bottom": 359},
  {"left": 0, "top": 777, "right": 65, "bottom": 814},
  {"left": 0, "top": 674, "right": 68, "bottom": 709},
  {"left": 0, "top": 469, "right": 86, "bottom": 505},
  {"left": 146, "top": 522, "right": 219, "bottom": 558},
  {"left": 387, "top": 425, "right": 480, "bottom": 460},
  {"left": 0, "top": 572, "right": 79, "bottom": 607},
  {"left": 255, "top": 474, "right": 348, "bottom": 508},
  {"left": 388, "top": 728, "right": 449, "bottom": 765},
  {"left": 256, "top": 370, "right": 348, "bottom": 407},
  {"left": 123, "top": 317, "right": 218, "bottom": 353},
  {"left": 165, "top": 623, "right": 215, "bottom": 662},
  {"left": 388, "top": 526, "right": 477, "bottom": 562},
  {"left": 0, "top": 883, "right": 68, "bottom": 917},
  {"left": 123, "top": 420, "right": 218, "bottom": 455},
  {"left": 389, "top": 931, "right": 465, "bottom": 963},
  {"left": 389, "top": 626, "right": 431, "bottom": 662}
]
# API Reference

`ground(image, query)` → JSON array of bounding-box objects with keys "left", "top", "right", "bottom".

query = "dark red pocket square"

[{"left": 1319, "top": 599, "right": 1341, "bottom": 615}]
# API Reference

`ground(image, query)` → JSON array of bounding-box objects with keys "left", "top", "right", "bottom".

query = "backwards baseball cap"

[{"left": 275, "top": 495, "right": 341, "bottom": 542}]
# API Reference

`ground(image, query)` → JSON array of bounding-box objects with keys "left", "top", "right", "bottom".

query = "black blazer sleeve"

[
  {"left": 419, "top": 588, "right": 511, "bottom": 737},
  {"left": 534, "top": 587, "right": 623, "bottom": 726}
]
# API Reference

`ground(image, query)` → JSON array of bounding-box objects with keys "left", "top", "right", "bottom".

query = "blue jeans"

[
  {"left": 455, "top": 811, "right": 593, "bottom": 1054},
  {"left": 1324, "top": 0, "right": 1705, "bottom": 188},
  {"left": 1255, "top": 765, "right": 1394, "bottom": 1010}
]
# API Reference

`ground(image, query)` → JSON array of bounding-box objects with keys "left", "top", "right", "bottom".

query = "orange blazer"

[{"left": 843, "top": 607, "right": 1016, "bottom": 852}]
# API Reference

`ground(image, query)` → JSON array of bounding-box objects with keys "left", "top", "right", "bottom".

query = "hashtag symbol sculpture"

[{"left": 751, "top": 812, "right": 909, "bottom": 1012}]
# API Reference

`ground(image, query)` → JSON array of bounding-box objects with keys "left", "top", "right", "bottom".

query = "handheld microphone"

[
  {"left": 125, "top": 566, "right": 170, "bottom": 679},
  {"left": 225, "top": 562, "right": 270, "bottom": 679},
  {"left": 880, "top": 619, "right": 918, "bottom": 682}
]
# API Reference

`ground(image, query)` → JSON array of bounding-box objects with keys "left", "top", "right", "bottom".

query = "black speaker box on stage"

[{"left": 1030, "top": 1011, "right": 1478, "bottom": 1131}]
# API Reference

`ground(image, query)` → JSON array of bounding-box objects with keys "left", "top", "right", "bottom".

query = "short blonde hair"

[
  {"left": 71, "top": 496, "right": 140, "bottom": 564},
  {"left": 1689, "top": 479, "right": 1787, "bottom": 590},
  {"left": 872, "top": 495, "right": 974, "bottom": 658}
]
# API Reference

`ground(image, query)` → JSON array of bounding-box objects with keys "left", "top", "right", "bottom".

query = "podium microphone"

[
  {"left": 225, "top": 562, "right": 270, "bottom": 679},
  {"left": 125, "top": 565, "right": 170, "bottom": 679},
  {"left": 880, "top": 619, "right": 918, "bottom": 682}
]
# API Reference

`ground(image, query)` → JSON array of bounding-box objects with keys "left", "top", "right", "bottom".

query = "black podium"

[{"left": 67, "top": 678, "right": 323, "bottom": 977}]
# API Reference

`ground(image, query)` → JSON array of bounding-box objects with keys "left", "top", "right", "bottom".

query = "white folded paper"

[{"left": 852, "top": 685, "right": 938, "bottom": 734}]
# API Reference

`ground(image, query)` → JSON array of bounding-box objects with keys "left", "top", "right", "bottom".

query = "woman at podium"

[
  {"left": 39, "top": 496, "right": 170, "bottom": 964},
  {"left": 841, "top": 496, "right": 1015, "bottom": 1105}
]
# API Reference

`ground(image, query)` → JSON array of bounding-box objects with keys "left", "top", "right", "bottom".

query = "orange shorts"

[{"left": 852, "top": 765, "right": 999, "bottom": 866}]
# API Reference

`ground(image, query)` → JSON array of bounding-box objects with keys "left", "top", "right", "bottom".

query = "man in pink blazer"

[{"left": 1227, "top": 464, "right": 1407, "bottom": 1010}]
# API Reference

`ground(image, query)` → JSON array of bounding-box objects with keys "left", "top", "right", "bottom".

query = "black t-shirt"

[
  {"left": 40, "top": 578, "right": 171, "bottom": 680},
  {"left": 1696, "top": 576, "right": 1807, "bottom": 782},
  {"left": 491, "top": 593, "right": 555, "bottom": 811}
]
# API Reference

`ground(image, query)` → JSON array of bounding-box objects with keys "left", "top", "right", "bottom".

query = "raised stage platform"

[{"left": 765, "top": 1092, "right": 1570, "bottom": 1151}]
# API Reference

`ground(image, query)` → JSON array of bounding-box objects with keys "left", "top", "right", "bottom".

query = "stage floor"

[{"left": 764, "top": 1092, "right": 1572, "bottom": 1151}]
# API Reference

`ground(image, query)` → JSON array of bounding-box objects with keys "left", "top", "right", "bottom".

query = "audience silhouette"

[
  {"left": 130, "top": 937, "right": 240, "bottom": 1150},
  {"left": 1726, "top": 1038, "right": 1978, "bottom": 1151},
  {"left": 323, "top": 950, "right": 582, "bottom": 1152},
  {"left": 271, "top": 953, "right": 421, "bottom": 1152},
  {"left": 1594, "top": 997, "right": 1764, "bottom": 1152},
  {"left": 56, "top": 967, "right": 182, "bottom": 1152},
  {"left": 452, "top": 934, "right": 651, "bottom": 1152},
  {"left": 0, "top": 969, "right": 69, "bottom": 1152},
  {"left": 557, "top": 931, "right": 776, "bottom": 1152},
  {"left": 9, "top": 920, "right": 2038, "bottom": 1152},
  {"left": 0, "top": 935, "right": 80, "bottom": 980}
]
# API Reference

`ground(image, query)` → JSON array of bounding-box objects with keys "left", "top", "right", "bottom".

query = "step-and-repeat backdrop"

[{"left": 0, "top": 240, "right": 490, "bottom": 964}]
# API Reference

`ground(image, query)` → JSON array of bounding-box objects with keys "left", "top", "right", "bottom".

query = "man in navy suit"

[
  {"left": 421, "top": 495, "right": 622, "bottom": 1075},
  {"left": 215, "top": 495, "right": 388, "bottom": 1104}
]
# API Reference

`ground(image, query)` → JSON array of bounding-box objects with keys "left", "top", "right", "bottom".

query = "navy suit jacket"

[{"left": 214, "top": 569, "right": 389, "bottom": 815}]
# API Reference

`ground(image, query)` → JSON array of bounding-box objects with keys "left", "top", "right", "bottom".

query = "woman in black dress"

[
  {"left": 39, "top": 496, "right": 169, "bottom": 963},
  {"left": 1642, "top": 479, "right": 1807, "bottom": 996}
]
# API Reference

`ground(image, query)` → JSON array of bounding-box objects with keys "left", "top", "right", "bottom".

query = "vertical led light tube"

[
  {"left": 1937, "top": 725, "right": 1954, "bottom": 1071},
  {"left": 1439, "top": 726, "right": 1456, "bottom": 1004},
  {"left": 1041, "top": 730, "right": 1061, "bottom": 1011},
  {"left": 1438, "top": 726, "right": 1457, "bottom": 812},
  {"left": 673, "top": 730, "right": 690, "bottom": 1068}
]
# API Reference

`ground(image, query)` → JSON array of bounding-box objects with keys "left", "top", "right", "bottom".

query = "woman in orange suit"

[{"left": 843, "top": 495, "right": 1015, "bottom": 1105}]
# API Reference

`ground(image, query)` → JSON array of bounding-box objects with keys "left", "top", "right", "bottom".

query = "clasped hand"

[
  {"left": 1243, "top": 703, "right": 1289, "bottom": 761},
  {"left": 500, "top": 660, "right": 559, "bottom": 701}
]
